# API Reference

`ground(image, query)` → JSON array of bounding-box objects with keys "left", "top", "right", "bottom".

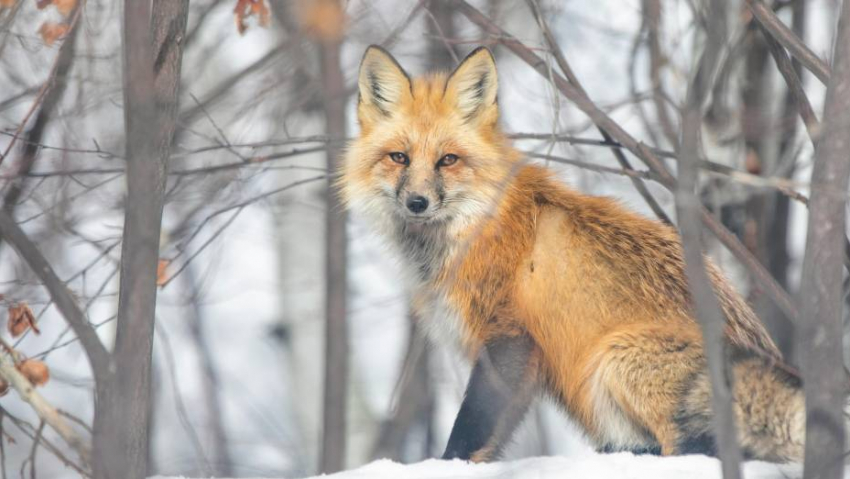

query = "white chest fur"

[
  {"left": 368, "top": 212, "right": 474, "bottom": 351},
  {"left": 412, "top": 289, "right": 468, "bottom": 351}
]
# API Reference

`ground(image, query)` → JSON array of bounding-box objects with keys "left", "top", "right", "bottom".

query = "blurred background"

[{"left": 0, "top": 0, "right": 843, "bottom": 477}]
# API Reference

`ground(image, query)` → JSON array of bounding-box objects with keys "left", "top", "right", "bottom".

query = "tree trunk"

[
  {"left": 798, "top": 1, "right": 850, "bottom": 477},
  {"left": 92, "top": 2, "right": 189, "bottom": 478},
  {"left": 676, "top": 2, "right": 743, "bottom": 478},
  {"left": 748, "top": 1, "right": 805, "bottom": 363},
  {"left": 319, "top": 0, "right": 349, "bottom": 472}
]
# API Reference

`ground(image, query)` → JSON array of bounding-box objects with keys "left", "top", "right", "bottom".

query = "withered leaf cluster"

[
  {"left": 35, "top": 0, "right": 77, "bottom": 46},
  {"left": 234, "top": 0, "right": 270, "bottom": 35},
  {"left": 0, "top": 303, "right": 50, "bottom": 395}
]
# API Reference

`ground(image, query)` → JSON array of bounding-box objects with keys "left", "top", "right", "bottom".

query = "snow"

[{"left": 151, "top": 453, "right": 812, "bottom": 479}]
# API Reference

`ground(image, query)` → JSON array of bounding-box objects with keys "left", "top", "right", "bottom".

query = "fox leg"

[
  {"left": 587, "top": 323, "right": 704, "bottom": 455},
  {"left": 442, "top": 334, "right": 540, "bottom": 462}
]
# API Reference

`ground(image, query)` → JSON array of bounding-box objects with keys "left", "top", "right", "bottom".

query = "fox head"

[{"left": 341, "top": 45, "right": 520, "bottom": 232}]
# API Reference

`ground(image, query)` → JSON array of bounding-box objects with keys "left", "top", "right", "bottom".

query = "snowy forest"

[{"left": 0, "top": 0, "right": 849, "bottom": 478}]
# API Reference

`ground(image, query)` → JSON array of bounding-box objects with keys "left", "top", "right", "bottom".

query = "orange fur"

[{"left": 341, "top": 45, "right": 803, "bottom": 462}]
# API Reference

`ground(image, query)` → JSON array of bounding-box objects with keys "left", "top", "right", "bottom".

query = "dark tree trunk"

[
  {"left": 748, "top": 2, "right": 805, "bottom": 363},
  {"left": 676, "top": 2, "right": 743, "bottom": 478},
  {"left": 319, "top": 0, "right": 349, "bottom": 472},
  {"left": 92, "top": 2, "right": 189, "bottom": 478},
  {"left": 798, "top": 1, "right": 850, "bottom": 478}
]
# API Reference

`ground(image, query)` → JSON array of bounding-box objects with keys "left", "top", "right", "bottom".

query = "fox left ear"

[
  {"left": 445, "top": 47, "right": 498, "bottom": 124},
  {"left": 357, "top": 45, "right": 412, "bottom": 129}
]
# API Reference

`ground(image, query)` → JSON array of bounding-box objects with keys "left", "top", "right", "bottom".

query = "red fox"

[{"left": 340, "top": 45, "right": 805, "bottom": 463}]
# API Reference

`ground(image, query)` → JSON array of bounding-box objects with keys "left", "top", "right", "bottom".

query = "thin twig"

[
  {"left": 0, "top": 209, "right": 110, "bottom": 379},
  {"left": 643, "top": 0, "right": 680, "bottom": 146},
  {"left": 746, "top": 0, "right": 831, "bottom": 84},
  {"left": 0, "top": 352, "right": 91, "bottom": 467},
  {"left": 0, "top": 146, "right": 327, "bottom": 179},
  {"left": 0, "top": 407, "right": 88, "bottom": 477},
  {"left": 525, "top": 0, "right": 672, "bottom": 225},
  {"left": 27, "top": 420, "right": 44, "bottom": 479},
  {"left": 161, "top": 175, "right": 328, "bottom": 287},
  {"left": 153, "top": 322, "right": 212, "bottom": 475},
  {"left": 0, "top": 5, "right": 84, "bottom": 166},
  {"left": 757, "top": 21, "right": 820, "bottom": 138}
]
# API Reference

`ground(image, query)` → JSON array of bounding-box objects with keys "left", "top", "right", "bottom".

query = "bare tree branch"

[
  {"left": 184, "top": 261, "right": 233, "bottom": 476},
  {"left": 0, "top": 209, "right": 110, "bottom": 379},
  {"left": 746, "top": 0, "right": 830, "bottom": 85},
  {"left": 756, "top": 15, "right": 819, "bottom": 140},
  {"left": 642, "top": 0, "right": 680, "bottom": 147},
  {"left": 1, "top": 2, "right": 79, "bottom": 213},
  {"left": 0, "top": 350, "right": 90, "bottom": 470},
  {"left": 0, "top": 6, "right": 84, "bottom": 166},
  {"left": 371, "top": 317, "right": 431, "bottom": 461},
  {"left": 0, "top": 407, "right": 88, "bottom": 477},
  {"left": 525, "top": 0, "right": 672, "bottom": 225}
]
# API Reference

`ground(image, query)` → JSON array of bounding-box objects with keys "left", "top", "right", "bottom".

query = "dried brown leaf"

[
  {"left": 38, "top": 22, "right": 69, "bottom": 46},
  {"left": 0, "top": 0, "right": 16, "bottom": 8},
  {"left": 253, "top": 0, "right": 269, "bottom": 27},
  {"left": 17, "top": 359, "right": 49, "bottom": 387},
  {"left": 297, "top": 0, "right": 345, "bottom": 42},
  {"left": 7, "top": 303, "right": 39, "bottom": 338},
  {"left": 156, "top": 259, "right": 170, "bottom": 287},
  {"left": 745, "top": 149, "right": 761, "bottom": 175},
  {"left": 35, "top": 0, "right": 51, "bottom": 9},
  {"left": 234, "top": 0, "right": 270, "bottom": 35},
  {"left": 53, "top": 0, "right": 75, "bottom": 16}
]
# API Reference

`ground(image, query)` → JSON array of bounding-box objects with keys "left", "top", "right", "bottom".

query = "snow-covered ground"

[{"left": 152, "top": 453, "right": 816, "bottom": 479}]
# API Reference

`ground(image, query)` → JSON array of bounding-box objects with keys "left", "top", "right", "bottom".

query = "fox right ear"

[{"left": 357, "top": 46, "right": 412, "bottom": 126}]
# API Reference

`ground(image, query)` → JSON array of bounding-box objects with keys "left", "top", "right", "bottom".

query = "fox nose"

[{"left": 406, "top": 195, "right": 429, "bottom": 214}]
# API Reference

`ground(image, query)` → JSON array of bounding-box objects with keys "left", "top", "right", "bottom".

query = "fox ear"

[
  {"left": 445, "top": 47, "right": 498, "bottom": 124},
  {"left": 357, "top": 46, "right": 411, "bottom": 124}
]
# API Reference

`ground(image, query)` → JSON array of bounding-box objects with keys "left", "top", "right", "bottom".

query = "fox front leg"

[{"left": 442, "top": 334, "right": 541, "bottom": 462}]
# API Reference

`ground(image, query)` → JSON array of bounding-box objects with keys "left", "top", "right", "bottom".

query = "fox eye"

[
  {"left": 437, "top": 154, "right": 459, "bottom": 167},
  {"left": 389, "top": 152, "right": 409, "bottom": 165}
]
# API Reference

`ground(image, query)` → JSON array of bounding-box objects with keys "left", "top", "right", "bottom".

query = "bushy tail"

[{"left": 677, "top": 356, "right": 805, "bottom": 463}]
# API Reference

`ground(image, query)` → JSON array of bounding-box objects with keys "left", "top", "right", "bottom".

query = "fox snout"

[
  {"left": 405, "top": 194, "right": 430, "bottom": 214},
  {"left": 396, "top": 170, "right": 441, "bottom": 218},
  {"left": 399, "top": 186, "right": 439, "bottom": 218}
]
